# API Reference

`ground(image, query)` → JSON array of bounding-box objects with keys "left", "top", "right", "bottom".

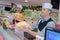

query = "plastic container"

[{"left": 14, "top": 27, "right": 24, "bottom": 40}]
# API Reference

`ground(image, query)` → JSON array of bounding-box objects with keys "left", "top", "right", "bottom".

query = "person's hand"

[{"left": 20, "top": 26, "right": 31, "bottom": 32}]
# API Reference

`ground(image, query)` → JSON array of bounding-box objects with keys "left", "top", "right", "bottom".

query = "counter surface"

[{"left": 0, "top": 26, "right": 21, "bottom": 40}]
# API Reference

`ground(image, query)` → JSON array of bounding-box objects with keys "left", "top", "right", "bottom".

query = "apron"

[{"left": 38, "top": 18, "right": 53, "bottom": 36}]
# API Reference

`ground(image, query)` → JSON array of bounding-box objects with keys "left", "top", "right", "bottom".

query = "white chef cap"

[
  {"left": 42, "top": 3, "right": 53, "bottom": 10},
  {"left": 17, "top": 4, "right": 23, "bottom": 9}
]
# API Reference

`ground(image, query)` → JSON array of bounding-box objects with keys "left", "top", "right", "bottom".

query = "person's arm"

[
  {"left": 20, "top": 19, "right": 40, "bottom": 37},
  {"left": 20, "top": 26, "right": 38, "bottom": 37},
  {"left": 27, "top": 29, "right": 38, "bottom": 37}
]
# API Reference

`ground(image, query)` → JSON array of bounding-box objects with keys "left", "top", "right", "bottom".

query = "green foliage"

[
  {"left": 22, "top": 6, "right": 41, "bottom": 12},
  {"left": 10, "top": 3, "right": 16, "bottom": 13},
  {"left": 23, "top": 10, "right": 32, "bottom": 17}
]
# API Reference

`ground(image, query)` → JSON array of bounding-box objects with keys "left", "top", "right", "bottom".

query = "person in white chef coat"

[{"left": 20, "top": 3, "right": 56, "bottom": 40}]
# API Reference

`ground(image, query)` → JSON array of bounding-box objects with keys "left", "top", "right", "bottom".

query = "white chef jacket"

[{"left": 31, "top": 17, "right": 55, "bottom": 36}]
